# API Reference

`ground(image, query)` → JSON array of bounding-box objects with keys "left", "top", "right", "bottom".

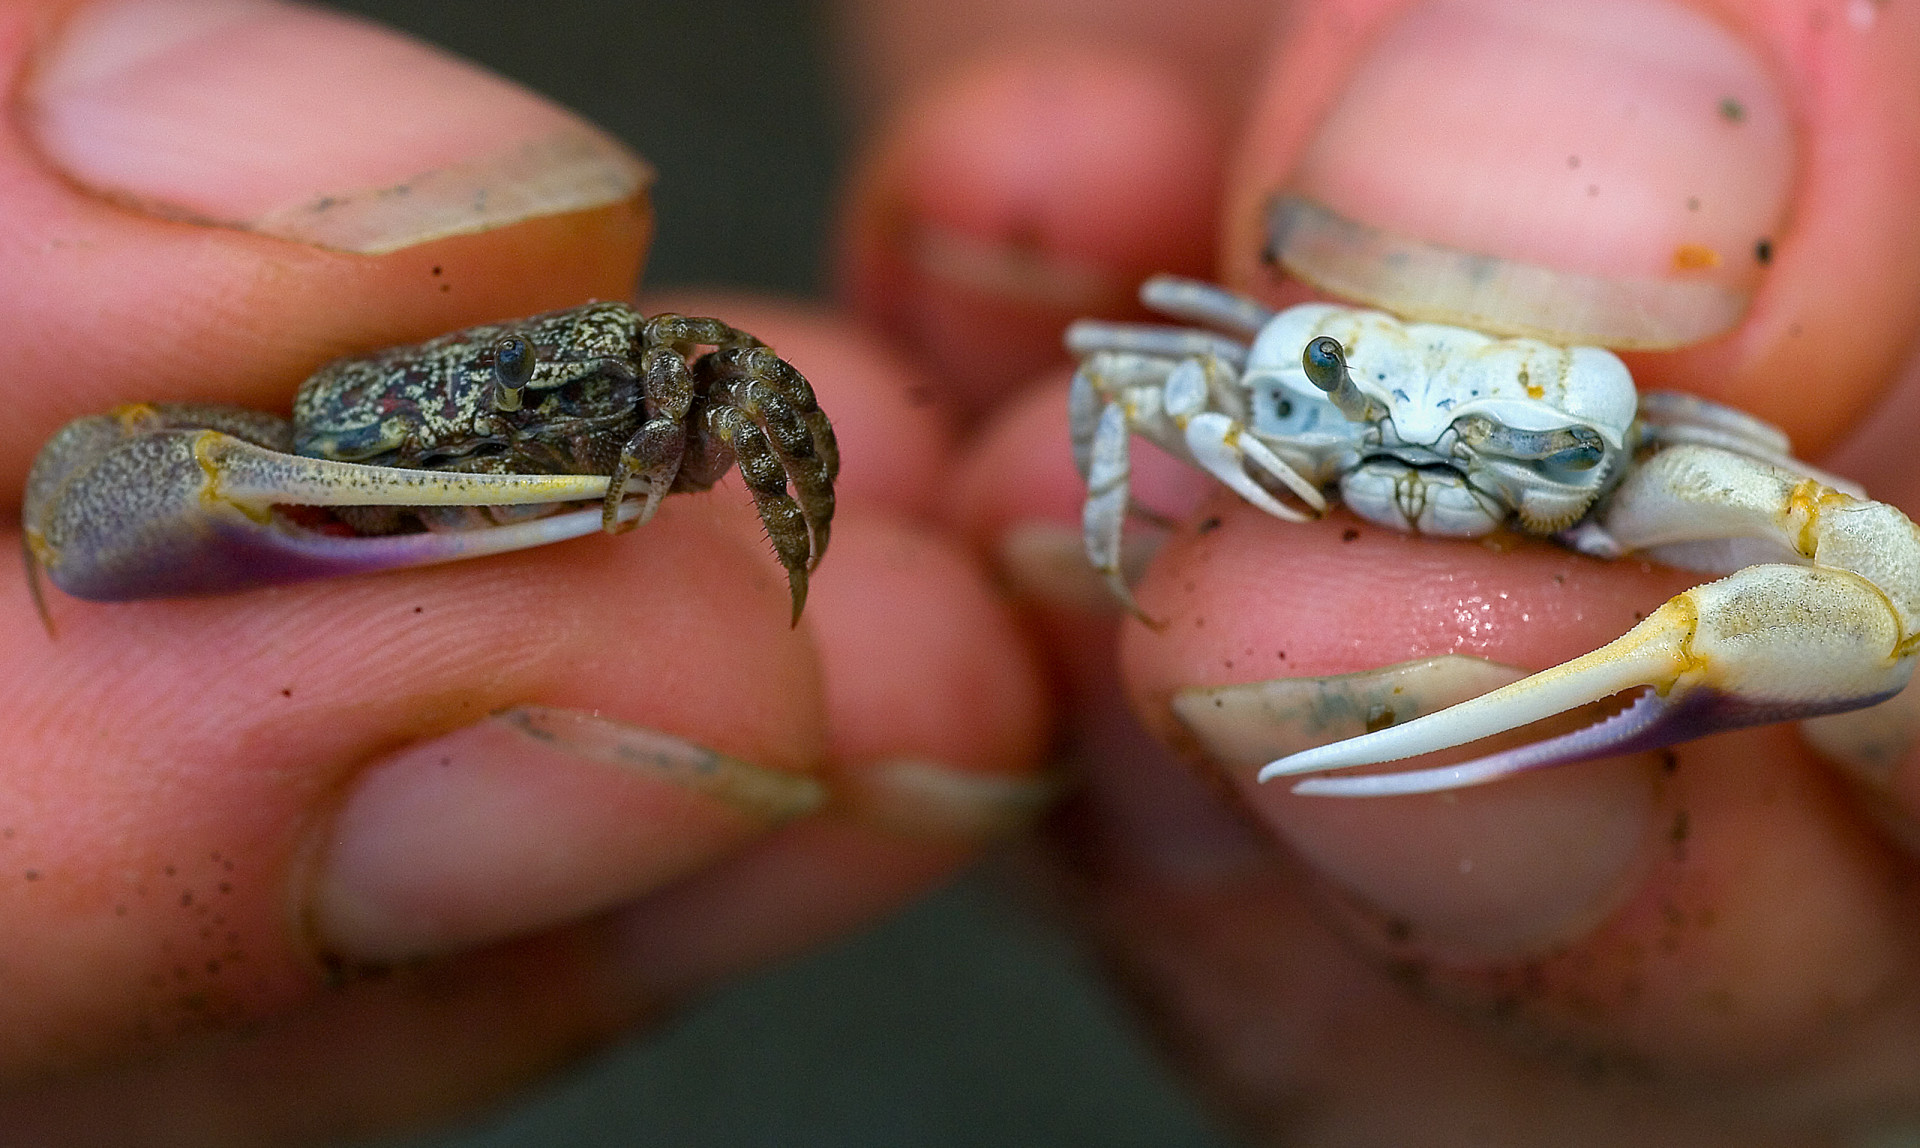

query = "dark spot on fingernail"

[
  {"left": 280, "top": 688, "right": 293, "bottom": 698},
  {"left": 320, "top": 952, "right": 349, "bottom": 987},
  {"left": 23, "top": 869, "right": 39, "bottom": 881},
  {"left": 1686, "top": 196, "right": 1700, "bottom": 212},
  {"left": 1196, "top": 516, "right": 1221, "bottom": 535},
  {"left": 1718, "top": 96, "right": 1745, "bottom": 123},
  {"left": 1659, "top": 750, "right": 1679, "bottom": 774},
  {"left": 1754, "top": 237, "right": 1773, "bottom": 264},
  {"left": 1566, "top": 154, "right": 1580, "bottom": 169},
  {"left": 1388, "top": 958, "right": 1431, "bottom": 994},
  {"left": 1342, "top": 528, "right": 1360, "bottom": 542},
  {"left": 430, "top": 265, "right": 443, "bottom": 276},
  {"left": 1385, "top": 916, "right": 1414, "bottom": 944}
]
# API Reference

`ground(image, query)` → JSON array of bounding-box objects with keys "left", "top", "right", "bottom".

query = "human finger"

[
  {"left": 0, "top": 2, "right": 1052, "bottom": 1140},
  {"left": 837, "top": 50, "right": 1225, "bottom": 420},
  {"left": 3, "top": 0, "right": 651, "bottom": 497},
  {"left": 964, "top": 0, "right": 1920, "bottom": 1138},
  {"left": 3, "top": 289, "right": 1052, "bottom": 1144}
]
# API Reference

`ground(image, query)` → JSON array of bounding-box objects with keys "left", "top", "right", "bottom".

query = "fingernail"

[
  {"left": 907, "top": 226, "right": 1128, "bottom": 313},
  {"left": 1177, "top": 656, "right": 1657, "bottom": 959},
  {"left": 311, "top": 707, "right": 821, "bottom": 963},
  {"left": 829, "top": 758, "right": 1060, "bottom": 842},
  {"left": 882, "top": 53, "right": 1212, "bottom": 313},
  {"left": 1174, "top": 654, "right": 1528, "bottom": 770},
  {"left": 850, "top": 52, "right": 1220, "bottom": 412},
  {"left": 26, "top": 0, "right": 652, "bottom": 254},
  {"left": 1270, "top": 0, "right": 1792, "bottom": 349}
]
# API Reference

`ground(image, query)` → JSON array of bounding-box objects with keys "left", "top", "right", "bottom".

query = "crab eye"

[
  {"left": 1302, "top": 336, "right": 1345, "bottom": 390},
  {"left": 491, "top": 335, "right": 536, "bottom": 412},
  {"left": 1300, "top": 336, "right": 1381, "bottom": 423}
]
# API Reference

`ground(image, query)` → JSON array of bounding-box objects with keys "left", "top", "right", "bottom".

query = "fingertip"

[
  {"left": 807, "top": 514, "right": 1049, "bottom": 780},
  {"left": 0, "top": 506, "right": 824, "bottom": 1071},
  {"left": 1221, "top": 0, "right": 1920, "bottom": 454},
  {"left": 25, "top": 0, "right": 650, "bottom": 255},
  {"left": 1122, "top": 500, "right": 1697, "bottom": 958},
  {"left": 4, "top": 0, "right": 652, "bottom": 492},
  {"left": 838, "top": 49, "right": 1224, "bottom": 418},
  {"left": 608, "top": 516, "right": 1060, "bottom": 1002}
]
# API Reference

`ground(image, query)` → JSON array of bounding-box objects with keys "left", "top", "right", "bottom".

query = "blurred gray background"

[{"left": 322, "top": 1, "right": 1231, "bottom": 1144}]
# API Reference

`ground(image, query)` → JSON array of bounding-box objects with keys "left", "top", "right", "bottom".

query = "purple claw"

[
  {"left": 1289, "top": 683, "right": 1904, "bottom": 797},
  {"left": 24, "top": 410, "right": 622, "bottom": 602}
]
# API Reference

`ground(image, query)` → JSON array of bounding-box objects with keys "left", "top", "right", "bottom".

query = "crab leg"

[
  {"left": 1264, "top": 445, "right": 1920, "bottom": 795},
  {"left": 1065, "top": 320, "right": 1251, "bottom": 370},
  {"left": 1137, "top": 274, "right": 1276, "bottom": 338},
  {"left": 1082, "top": 401, "right": 1145, "bottom": 616},
  {"left": 1165, "top": 358, "right": 1325, "bottom": 520}
]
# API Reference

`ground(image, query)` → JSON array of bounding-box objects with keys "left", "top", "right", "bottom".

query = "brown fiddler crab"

[{"left": 23, "top": 303, "right": 837, "bottom": 625}]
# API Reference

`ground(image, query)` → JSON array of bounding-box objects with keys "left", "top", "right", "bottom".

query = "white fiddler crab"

[{"left": 1069, "top": 275, "right": 1920, "bottom": 797}]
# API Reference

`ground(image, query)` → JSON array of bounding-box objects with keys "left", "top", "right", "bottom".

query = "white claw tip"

[{"left": 1257, "top": 743, "right": 1358, "bottom": 782}]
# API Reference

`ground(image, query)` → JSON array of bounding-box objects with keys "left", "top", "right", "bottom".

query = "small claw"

[
  {"left": 1183, "top": 412, "right": 1323, "bottom": 521},
  {"left": 1263, "top": 563, "right": 1915, "bottom": 795}
]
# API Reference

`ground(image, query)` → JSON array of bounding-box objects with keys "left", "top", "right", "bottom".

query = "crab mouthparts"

[{"left": 1364, "top": 444, "right": 1454, "bottom": 470}]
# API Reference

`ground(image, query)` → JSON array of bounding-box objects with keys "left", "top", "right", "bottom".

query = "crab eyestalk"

[
  {"left": 1301, "top": 336, "right": 1384, "bottom": 424},
  {"left": 490, "top": 334, "right": 534, "bottom": 412},
  {"left": 1455, "top": 416, "right": 1606, "bottom": 470}
]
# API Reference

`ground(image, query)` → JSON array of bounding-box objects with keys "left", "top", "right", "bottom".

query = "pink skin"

[
  {"left": 838, "top": 49, "right": 1226, "bottom": 420},
  {"left": 0, "top": 3, "right": 1048, "bottom": 1144},
  {"left": 853, "top": 0, "right": 1920, "bottom": 1142}
]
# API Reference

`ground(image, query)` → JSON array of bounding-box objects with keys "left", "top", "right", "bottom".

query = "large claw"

[
  {"left": 24, "top": 405, "right": 634, "bottom": 604},
  {"left": 1260, "top": 563, "right": 1916, "bottom": 796}
]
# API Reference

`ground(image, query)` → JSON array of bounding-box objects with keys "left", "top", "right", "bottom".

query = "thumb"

[{"left": 6, "top": 0, "right": 650, "bottom": 491}]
